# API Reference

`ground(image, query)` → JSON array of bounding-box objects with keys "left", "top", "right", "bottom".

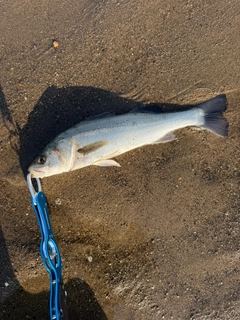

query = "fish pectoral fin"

[
  {"left": 152, "top": 132, "right": 176, "bottom": 144},
  {"left": 93, "top": 159, "right": 121, "bottom": 167},
  {"left": 78, "top": 140, "right": 108, "bottom": 156}
]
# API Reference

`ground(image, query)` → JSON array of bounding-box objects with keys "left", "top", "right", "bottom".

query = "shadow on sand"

[
  {"left": 0, "top": 214, "right": 106, "bottom": 319},
  {"left": 0, "top": 276, "right": 108, "bottom": 320}
]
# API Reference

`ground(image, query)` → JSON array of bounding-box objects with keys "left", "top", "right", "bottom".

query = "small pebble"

[
  {"left": 4, "top": 282, "right": 9, "bottom": 287},
  {"left": 52, "top": 40, "right": 59, "bottom": 48},
  {"left": 55, "top": 198, "right": 61, "bottom": 205},
  {"left": 87, "top": 256, "right": 93, "bottom": 263}
]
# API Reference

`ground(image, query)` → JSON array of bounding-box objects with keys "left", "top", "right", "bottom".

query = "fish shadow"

[{"left": 18, "top": 85, "right": 192, "bottom": 176}]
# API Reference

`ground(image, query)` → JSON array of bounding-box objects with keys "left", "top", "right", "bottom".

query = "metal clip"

[{"left": 27, "top": 173, "right": 42, "bottom": 200}]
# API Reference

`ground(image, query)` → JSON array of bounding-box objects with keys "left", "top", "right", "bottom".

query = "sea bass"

[{"left": 28, "top": 94, "right": 228, "bottom": 178}]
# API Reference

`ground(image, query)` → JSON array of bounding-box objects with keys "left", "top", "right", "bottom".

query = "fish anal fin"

[
  {"left": 93, "top": 159, "right": 121, "bottom": 167},
  {"left": 152, "top": 132, "right": 176, "bottom": 144},
  {"left": 78, "top": 140, "right": 107, "bottom": 155}
]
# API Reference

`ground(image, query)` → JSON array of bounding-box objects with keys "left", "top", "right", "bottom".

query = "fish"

[{"left": 28, "top": 94, "right": 228, "bottom": 178}]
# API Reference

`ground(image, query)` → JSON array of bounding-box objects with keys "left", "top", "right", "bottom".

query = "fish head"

[{"left": 28, "top": 140, "right": 71, "bottom": 178}]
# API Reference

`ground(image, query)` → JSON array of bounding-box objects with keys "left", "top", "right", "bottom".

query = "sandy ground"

[{"left": 0, "top": 0, "right": 240, "bottom": 319}]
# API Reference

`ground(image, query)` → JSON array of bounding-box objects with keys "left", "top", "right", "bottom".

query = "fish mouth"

[
  {"left": 32, "top": 167, "right": 45, "bottom": 172},
  {"left": 28, "top": 166, "right": 46, "bottom": 178}
]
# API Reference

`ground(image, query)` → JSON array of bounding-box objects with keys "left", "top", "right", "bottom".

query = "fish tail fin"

[{"left": 197, "top": 94, "right": 228, "bottom": 137}]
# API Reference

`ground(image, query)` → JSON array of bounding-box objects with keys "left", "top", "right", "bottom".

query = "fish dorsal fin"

[
  {"left": 85, "top": 112, "right": 115, "bottom": 121},
  {"left": 93, "top": 159, "right": 121, "bottom": 167},
  {"left": 129, "top": 105, "right": 163, "bottom": 114}
]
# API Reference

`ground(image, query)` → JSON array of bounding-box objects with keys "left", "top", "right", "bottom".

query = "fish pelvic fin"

[
  {"left": 197, "top": 94, "right": 228, "bottom": 137},
  {"left": 78, "top": 140, "right": 108, "bottom": 155}
]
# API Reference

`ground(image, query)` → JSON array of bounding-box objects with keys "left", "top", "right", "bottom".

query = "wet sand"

[{"left": 0, "top": 1, "right": 240, "bottom": 319}]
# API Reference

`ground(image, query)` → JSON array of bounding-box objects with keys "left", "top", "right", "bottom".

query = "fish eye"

[{"left": 37, "top": 156, "right": 46, "bottom": 165}]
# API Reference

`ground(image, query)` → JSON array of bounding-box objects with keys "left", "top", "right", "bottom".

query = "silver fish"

[{"left": 28, "top": 94, "right": 228, "bottom": 178}]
